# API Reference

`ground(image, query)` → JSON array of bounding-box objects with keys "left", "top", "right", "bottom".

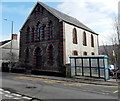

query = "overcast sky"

[{"left": 1, "top": 0, "right": 119, "bottom": 45}]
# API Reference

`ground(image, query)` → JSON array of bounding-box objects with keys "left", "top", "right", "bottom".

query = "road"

[{"left": 1, "top": 73, "right": 119, "bottom": 100}]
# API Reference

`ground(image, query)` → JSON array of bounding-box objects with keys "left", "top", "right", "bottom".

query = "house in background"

[
  {"left": 0, "top": 34, "right": 19, "bottom": 71},
  {"left": 19, "top": 2, "right": 99, "bottom": 76}
]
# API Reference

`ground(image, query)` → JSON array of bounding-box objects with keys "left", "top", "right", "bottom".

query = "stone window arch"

[
  {"left": 26, "top": 26, "right": 30, "bottom": 43},
  {"left": 34, "top": 21, "right": 40, "bottom": 42},
  {"left": 31, "top": 26, "right": 35, "bottom": 42},
  {"left": 83, "top": 51, "right": 87, "bottom": 55},
  {"left": 41, "top": 25, "right": 46, "bottom": 40},
  {"left": 83, "top": 31, "right": 87, "bottom": 46},
  {"left": 47, "top": 21, "right": 54, "bottom": 40},
  {"left": 91, "top": 34, "right": 94, "bottom": 47},
  {"left": 37, "top": 22, "right": 41, "bottom": 41},
  {"left": 40, "top": 6, "right": 44, "bottom": 14},
  {"left": 73, "top": 28, "right": 78, "bottom": 44},
  {"left": 91, "top": 52, "right": 95, "bottom": 55},
  {"left": 73, "top": 50, "right": 78, "bottom": 55}
]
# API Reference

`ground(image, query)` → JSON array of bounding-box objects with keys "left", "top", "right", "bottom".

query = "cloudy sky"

[{"left": 1, "top": 0, "right": 119, "bottom": 45}]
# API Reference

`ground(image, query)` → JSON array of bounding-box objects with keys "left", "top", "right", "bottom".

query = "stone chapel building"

[{"left": 19, "top": 2, "right": 99, "bottom": 76}]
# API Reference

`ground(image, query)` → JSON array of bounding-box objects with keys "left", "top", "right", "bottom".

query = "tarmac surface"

[
  {"left": 6, "top": 73, "right": 119, "bottom": 86},
  {"left": 1, "top": 72, "right": 119, "bottom": 100}
]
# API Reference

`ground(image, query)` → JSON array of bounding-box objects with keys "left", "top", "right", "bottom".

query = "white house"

[{"left": 0, "top": 34, "right": 19, "bottom": 71}]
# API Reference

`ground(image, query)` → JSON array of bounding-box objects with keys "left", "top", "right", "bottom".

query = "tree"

[
  {"left": 99, "top": 17, "right": 120, "bottom": 69},
  {"left": 112, "top": 17, "right": 120, "bottom": 69},
  {"left": 4, "top": 52, "right": 19, "bottom": 64}
]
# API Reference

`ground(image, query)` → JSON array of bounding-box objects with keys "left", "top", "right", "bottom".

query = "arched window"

[
  {"left": 34, "top": 47, "right": 42, "bottom": 68},
  {"left": 25, "top": 47, "right": 29, "bottom": 63},
  {"left": 47, "top": 21, "right": 54, "bottom": 40},
  {"left": 41, "top": 26, "right": 46, "bottom": 40},
  {"left": 34, "top": 7, "right": 40, "bottom": 16},
  {"left": 91, "top": 34, "right": 94, "bottom": 47},
  {"left": 83, "top": 51, "right": 87, "bottom": 55},
  {"left": 31, "top": 27, "right": 34, "bottom": 42},
  {"left": 47, "top": 44, "right": 54, "bottom": 65},
  {"left": 40, "top": 6, "right": 44, "bottom": 14},
  {"left": 73, "top": 28, "right": 78, "bottom": 44},
  {"left": 37, "top": 22, "right": 41, "bottom": 41},
  {"left": 73, "top": 51, "right": 78, "bottom": 55},
  {"left": 91, "top": 52, "right": 95, "bottom": 55},
  {"left": 34, "top": 21, "right": 40, "bottom": 42},
  {"left": 83, "top": 31, "right": 87, "bottom": 46},
  {"left": 37, "top": 7, "right": 40, "bottom": 12},
  {"left": 26, "top": 26, "right": 30, "bottom": 43}
]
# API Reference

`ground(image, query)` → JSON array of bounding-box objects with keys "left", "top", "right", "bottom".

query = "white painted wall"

[
  {"left": 63, "top": 22, "right": 98, "bottom": 64},
  {"left": 0, "top": 40, "right": 19, "bottom": 69}
]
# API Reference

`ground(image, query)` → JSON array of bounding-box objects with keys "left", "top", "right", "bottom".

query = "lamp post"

[{"left": 3, "top": 18, "right": 14, "bottom": 72}]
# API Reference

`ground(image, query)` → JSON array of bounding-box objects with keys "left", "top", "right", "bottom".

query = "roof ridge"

[
  {"left": 38, "top": 2, "right": 97, "bottom": 34},
  {"left": 20, "top": 2, "right": 97, "bottom": 34},
  {"left": 0, "top": 40, "right": 11, "bottom": 46}
]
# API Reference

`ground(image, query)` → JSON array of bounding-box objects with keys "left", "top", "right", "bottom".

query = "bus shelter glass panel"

[
  {"left": 70, "top": 58, "right": 75, "bottom": 77},
  {"left": 76, "top": 59, "right": 82, "bottom": 75},
  {"left": 71, "top": 58, "right": 75, "bottom": 66},
  {"left": 104, "top": 59, "right": 109, "bottom": 80},
  {"left": 104, "top": 59, "right": 108, "bottom": 68},
  {"left": 91, "top": 59, "right": 98, "bottom": 77},
  {"left": 83, "top": 58, "right": 90, "bottom": 76},
  {"left": 99, "top": 59, "right": 104, "bottom": 78}
]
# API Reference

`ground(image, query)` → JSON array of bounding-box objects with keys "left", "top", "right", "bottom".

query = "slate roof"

[
  {"left": 21, "top": 2, "right": 97, "bottom": 35},
  {"left": 0, "top": 40, "right": 11, "bottom": 46}
]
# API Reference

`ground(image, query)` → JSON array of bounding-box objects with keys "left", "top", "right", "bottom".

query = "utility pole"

[{"left": 3, "top": 18, "right": 14, "bottom": 72}]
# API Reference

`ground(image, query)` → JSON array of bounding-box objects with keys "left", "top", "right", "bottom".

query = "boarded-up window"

[
  {"left": 73, "top": 28, "right": 78, "bottom": 44},
  {"left": 91, "top": 34, "right": 94, "bottom": 47},
  {"left": 83, "top": 31, "right": 87, "bottom": 46}
]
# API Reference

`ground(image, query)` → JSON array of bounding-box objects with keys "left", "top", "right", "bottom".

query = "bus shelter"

[{"left": 70, "top": 55, "right": 110, "bottom": 80}]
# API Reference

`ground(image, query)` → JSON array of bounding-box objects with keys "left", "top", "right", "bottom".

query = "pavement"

[{"left": 6, "top": 73, "right": 119, "bottom": 86}]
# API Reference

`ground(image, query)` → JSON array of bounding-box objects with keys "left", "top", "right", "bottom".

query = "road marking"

[
  {"left": 100, "top": 90, "right": 112, "bottom": 94},
  {"left": 43, "top": 80, "right": 64, "bottom": 84},
  {"left": 0, "top": 91, "right": 3, "bottom": 94},
  {"left": 15, "top": 76, "right": 48, "bottom": 81},
  {"left": 0, "top": 88, "right": 33, "bottom": 100},
  {"left": 13, "top": 97, "right": 21, "bottom": 99},
  {"left": 11, "top": 93, "right": 22, "bottom": 97},
  {"left": 63, "top": 83, "right": 89, "bottom": 86},
  {"left": 113, "top": 90, "right": 118, "bottom": 93},
  {"left": 22, "top": 96, "right": 32, "bottom": 100},
  {"left": 4, "top": 94, "right": 13, "bottom": 98},
  {"left": 4, "top": 90, "right": 11, "bottom": 94},
  {"left": 0, "top": 88, "right": 3, "bottom": 91},
  {"left": 92, "top": 85, "right": 117, "bottom": 88}
]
